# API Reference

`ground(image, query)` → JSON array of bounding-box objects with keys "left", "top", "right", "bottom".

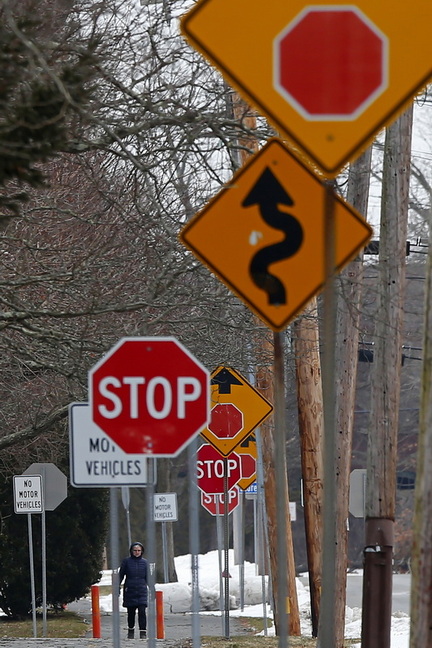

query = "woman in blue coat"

[{"left": 119, "top": 542, "right": 148, "bottom": 639}]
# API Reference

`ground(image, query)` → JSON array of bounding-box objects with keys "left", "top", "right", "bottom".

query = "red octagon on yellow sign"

[
  {"left": 274, "top": 7, "right": 388, "bottom": 119},
  {"left": 181, "top": 0, "right": 432, "bottom": 176}
]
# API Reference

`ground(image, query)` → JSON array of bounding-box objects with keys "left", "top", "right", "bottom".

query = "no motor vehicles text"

[{"left": 18, "top": 489, "right": 40, "bottom": 498}]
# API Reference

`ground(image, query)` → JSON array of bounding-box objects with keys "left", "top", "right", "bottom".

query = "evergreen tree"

[
  {"left": 0, "top": 0, "right": 99, "bottom": 218},
  {"left": 0, "top": 473, "right": 109, "bottom": 618}
]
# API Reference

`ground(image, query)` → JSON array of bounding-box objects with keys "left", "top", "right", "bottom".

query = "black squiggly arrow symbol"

[{"left": 242, "top": 167, "right": 303, "bottom": 305}]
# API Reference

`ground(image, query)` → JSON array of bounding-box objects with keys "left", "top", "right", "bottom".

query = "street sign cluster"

[
  {"left": 70, "top": 337, "right": 210, "bottom": 487},
  {"left": 196, "top": 366, "right": 272, "bottom": 515},
  {"left": 179, "top": 0, "right": 432, "bottom": 332},
  {"left": 70, "top": 342, "right": 270, "bottom": 521}
]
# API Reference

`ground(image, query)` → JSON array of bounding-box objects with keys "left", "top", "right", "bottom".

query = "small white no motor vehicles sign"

[
  {"left": 13, "top": 475, "right": 43, "bottom": 514},
  {"left": 153, "top": 493, "right": 178, "bottom": 522}
]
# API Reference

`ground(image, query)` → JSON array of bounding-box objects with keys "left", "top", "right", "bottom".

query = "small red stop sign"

[
  {"left": 201, "top": 488, "right": 240, "bottom": 516},
  {"left": 89, "top": 337, "right": 209, "bottom": 456},
  {"left": 196, "top": 444, "right": 241, "bottom": 494},
  {"left": 274, "top": 7, "right": 388, "bottom": 119}
]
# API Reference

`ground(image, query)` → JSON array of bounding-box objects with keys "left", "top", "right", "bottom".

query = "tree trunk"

[
  {"left": 293, "top": 297, "right": 324, "bottom": 637},
  {"left": 361, "top": 105, "right": 413, "bottom": 648},
  {"left": 409, "top": 168, "right": 432, "bottom": 647},
  {"left": 332, "top": 147, "right": 372, "bottom": 648},
  {"left": 259, "top": 407, "right": 301, "bottom": 636}
]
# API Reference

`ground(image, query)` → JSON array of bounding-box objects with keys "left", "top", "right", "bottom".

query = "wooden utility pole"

[
  {"left": 258, "top": 368, "right": 301, "bottom": 637},
  {"left": 409, "top": 182, "right": 432, "bottom": 645},
  {"left": 361, "top": 105, "right": 413, "bottom": 648},
  {"left": 293, "top": 297, "right": 324, "bottom": 637},
  {"left": 229, "top": 93, "right": 300, "bottom": 637},
  {"left": 332, "top": 147, "right": 372, "bottom": 648}
]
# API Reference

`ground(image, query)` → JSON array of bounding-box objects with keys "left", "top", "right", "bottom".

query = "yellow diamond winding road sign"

[
  {"left": 181, "top": 0, "right": 432, "bottom": 176},
  {"left": 180, "top": 139, "right": 372, "bottom": 331},
  {"left": 201, "top": 366, "right": 273, "bottom": 457}
]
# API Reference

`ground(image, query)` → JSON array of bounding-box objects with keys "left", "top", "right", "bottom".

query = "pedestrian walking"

[{"left": 119, "top": 541, "right": 148, "bottom": 639}]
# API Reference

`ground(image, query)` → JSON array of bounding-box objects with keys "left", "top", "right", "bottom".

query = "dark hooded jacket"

[{"left": 119, "top": 542, "right": 148, "bottom": 607}]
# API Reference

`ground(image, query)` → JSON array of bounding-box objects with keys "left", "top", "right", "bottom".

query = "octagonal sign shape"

[
  {"left": 89, "top": 337, "right": 209, "bottom": 456},
  {"left": 274, "top": 7, "right": 388, "bottom": 120},
  {"left": 200, "top": 366, "right": 273, "bottom": 455},
  {"left": 196, "top": 444, "right": 242, "bottom": 494},
  {"left": 208, "top": 403, "right": 244, "bottom": 438},
  {"left": 201, "top": 487, "right": 240, "bottom": 516},
  {"left": 24, "top": 463, "right": 67, "bottom": 511},
  {"left": 181, "top": 0, "right": 432, "bottom": 176}
]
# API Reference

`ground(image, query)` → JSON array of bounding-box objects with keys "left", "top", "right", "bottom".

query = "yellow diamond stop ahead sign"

[
  {"left": 181, "top": 0, "right": 432, "bottom": 176},
  {"left": 201, "top": 366, "right": 273, "bottom": 457}
]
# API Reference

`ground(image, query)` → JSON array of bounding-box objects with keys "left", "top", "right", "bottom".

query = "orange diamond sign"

[
  {"left": 236, "top": 433, "right": 258, "bottom": 491},
  {"left": 181, "top": 0, "right": 432, "bottom": 176},
  {"left": 180, "top": 139, "right": 372, "bottom": 331},
  {"left": 201, "top": 366, "right": 273, "bottom": 457}
]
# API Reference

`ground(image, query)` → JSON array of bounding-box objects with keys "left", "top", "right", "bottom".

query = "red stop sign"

[
  {"left": 208, "top": 403, "right": 244, "bottom": 438},
  {"left": 89, "top": 337, "right": 209, "bottom": 456},
  {"left": 274, "top": 7, "right": 388, "bottom": 118},
  {"left": 201, "top": 487, "right": 240, "bottom": 516},
  {"left": 196, "top": 444, "right": 241, "bottom": 494}
]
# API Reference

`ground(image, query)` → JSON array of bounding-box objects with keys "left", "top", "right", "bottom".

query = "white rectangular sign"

[
  {"left": 69, "top": 403, "right": 155, "bottom": 487},
  {"left": 13, "top": 475, "right": 43, "bottom": 514},
  {"left": 153, "top": 492, "right": 178, "bottom": 522}
]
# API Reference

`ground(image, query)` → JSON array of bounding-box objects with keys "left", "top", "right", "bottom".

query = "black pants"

[{"left": 127, "top": 605, "right": 147, "bottom": 630}]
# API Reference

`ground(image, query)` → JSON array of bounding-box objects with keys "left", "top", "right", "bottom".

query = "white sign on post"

[
  {"left": 13, "top": 475, "right": 43, "bottom": 514},
  {"left": 349, "top": 468, "right": 367, "bottom": 518},
  {"left": 69, "top": 403, "right": 155, "bottom": 487},
  {"left": 153, "top": 493, "right": 178, "bottom": 522}
]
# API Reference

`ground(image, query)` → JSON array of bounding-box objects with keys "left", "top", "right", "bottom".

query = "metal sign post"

[
  {"left": 27, "top": 514, "right": 37, "bottom": 637},
  {"left": 13, "top": 475, "right": 42, "bottom": 638},
  {"left": 189, "top": 437, "right": 201, "bottom": 648},
  {"left": 13, "top": 475, "right": 43, "bottom": 638},
  {"left": 110, "top": 489, "right": 120, "bottom": 648}
]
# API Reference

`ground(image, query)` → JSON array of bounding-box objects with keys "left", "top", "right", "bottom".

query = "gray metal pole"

[
  {"left": 273, "top": 330, "right": 289, "bottom": 647},
  {"left": 27, "top": 514, "right": 37, "bottom": 638},
  {"left": 223, "top": 460, "right": 230, "bottom": 639},
  {"left": 41, "top": 509, "right": 47, "bottom": 637},
  {"left": 188, "top": 437, "right": 201, "bottom": 648},
  {"left": 161, "top": 522, "right": 169, "bottom": 583},
  {"left": 255, "top": 427, "right": 269, "bottom": 633},
  {"left": 146, "top": 471, "right": 156, "bottom": 647},
  {"left": 215, "top": 497, "right": 224, "bottom": 635},
  {"left": 110, "top": 488, "right": 120, "bottom": 648}
]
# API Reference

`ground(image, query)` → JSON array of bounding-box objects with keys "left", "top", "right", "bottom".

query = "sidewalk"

[{"left": 0, "top": 602, "right": 251, "bottom": 648}]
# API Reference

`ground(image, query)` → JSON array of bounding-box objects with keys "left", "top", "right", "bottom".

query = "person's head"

[{"left": 130, "top": 542, "right": 144, "bottom": 557}]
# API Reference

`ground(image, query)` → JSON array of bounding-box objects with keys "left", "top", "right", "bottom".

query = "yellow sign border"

[{"left": 180, "top": 138, "right": 372, "bottom": 331}]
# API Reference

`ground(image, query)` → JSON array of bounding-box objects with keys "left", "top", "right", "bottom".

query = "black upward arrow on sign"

[{"left": 211, "top": 367, "right": 242, "bottom": 394}]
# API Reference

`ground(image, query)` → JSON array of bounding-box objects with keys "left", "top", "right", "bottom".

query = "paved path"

[{"left": 0, "top": 604, "right": 252, "bottom": 648}]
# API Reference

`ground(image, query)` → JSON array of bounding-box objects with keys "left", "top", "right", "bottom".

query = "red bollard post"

[
  {"left": 156, "top": 590, "right": 165, "bottom": 639},
  {"left": 91, "top": 585, "right": 102, "bottom": 638}
]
